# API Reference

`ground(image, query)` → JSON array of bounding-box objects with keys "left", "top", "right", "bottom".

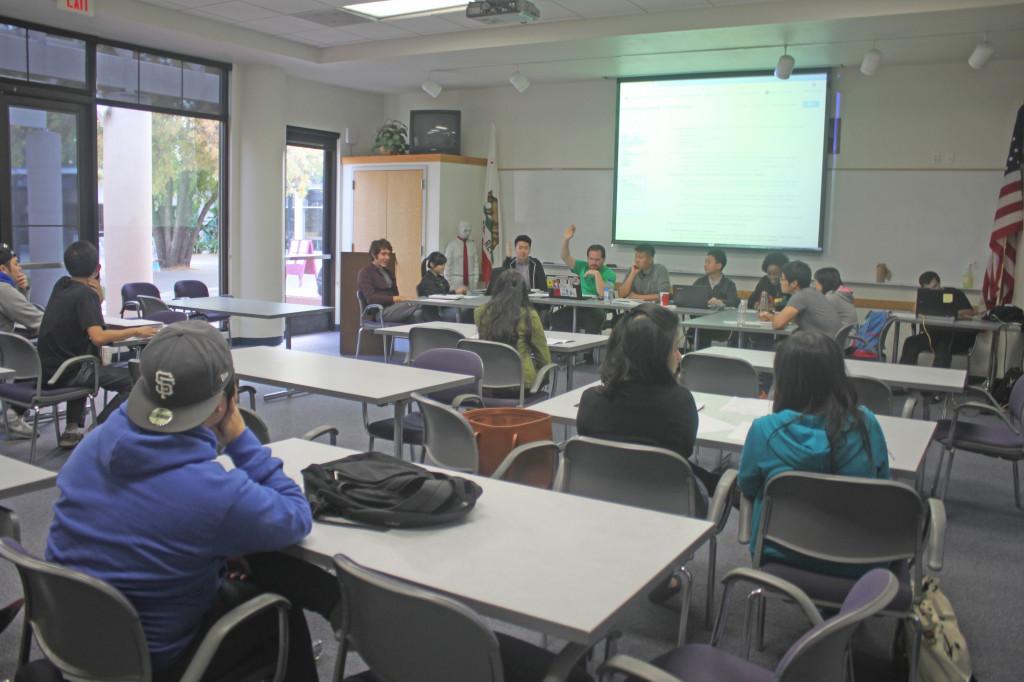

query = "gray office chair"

[
  {"left": 332, "top": 553, "right": 592, "bottom": 682},
  {"left": 598, "top": 568, "right": 899, "bottom": 682},
  {"left": 411, "top": 392, "right": 559, "bottom": 484},
  {"left": 738, "top": 472, "right": 946, "bottom": 681},
  {"left": 850, "top": 376, "right": 917, "bottom": 419},
  {"left": 0, "top": 506, "right": 22, "bottom": 644},
  {"left": 236, "top": 406, "right": 339, "bottom": 447},
  {"left": 0, "top": 332, "right": 99, "bottom": 462},
  {"left": 557, "top": 435, "right": 737, "bottom": 638},
  {"left": 0, "top": 536, "right": 290, "bottom": 682},
  {"left": 355, "top": 290, "right": 390, "bottom": 362},
  {"left": 457, "top": 338, "right": 559, "bottom": 407},
  {"left": 137, "top": 295, "right": 189, "bottom": 325},
  {"left": 406, "top": 326, "right": 465, "bottom": 364},
  {"left": 833, "top": 323, "right": 856, "bottom": 349},
  {"left": 679, "top": 354, "right": 759, "bottom": 398}
]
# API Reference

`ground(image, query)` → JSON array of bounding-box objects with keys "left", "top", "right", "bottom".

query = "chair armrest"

[
  {"left": 46, "top": 355, "right": 100, "bottom": 392},
  {"left": 179, "top": 593, "right": 291, "bottom": 682},
  {"left": 363, "top": 303, "right": 385, "bottom": 325},
  {"left": 598, "top": 655, "right": 683, "bottom": 682},
  {"left": 531, "top": 363, "right": 559, "bottom": 395},
  {"left": 738, "top": 495, "right": 753, "bottom": 545},
  {"left": 720, "top": 567, "right": 824, "bottom": 627},
  {"left": 451, "top": 393, "right": 484, "bottom": 409},
  {"left": 302, "top": 425, "right": 339, "bottom": 445},
  {"left": 949, "top": 401, "right": 1019, "bottom": 436},
  {"left": 963, "top": 385, "right": 1000, "bottom": 407},
  {"left": 707, "top": 469, "right": 737, "bottom": 533},
  {"left": 925, "top": 498, "right": 947, "bottom": 572},
  {"left": 492, "top": 439, "right": 560, "bottom": 483},
  {"left": 900, "top": 394, "right": 917, "bottom": 420},
  {"left": 237, "top": 385, "right": 257, "bottom": 410}
]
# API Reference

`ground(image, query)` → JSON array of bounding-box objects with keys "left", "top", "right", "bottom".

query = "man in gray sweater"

[{"left": 0, "top": 243, "right": 44, "bottom": 438}]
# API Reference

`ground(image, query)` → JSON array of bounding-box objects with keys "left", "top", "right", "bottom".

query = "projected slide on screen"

[{"left": 614, "top": 72, "right": 830, "bottom": 250}]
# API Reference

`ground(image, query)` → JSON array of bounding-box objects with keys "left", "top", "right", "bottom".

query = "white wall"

[
  {"left": 385, "top": 59, "right": 1024, "bottom": 303},
  {"left": 228, "top": 68, "right": 385, "bottom": 338}
]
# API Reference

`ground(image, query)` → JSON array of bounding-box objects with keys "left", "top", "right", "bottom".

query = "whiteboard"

[{"left": 499, "top": 168, "right": 1001, "bottom": 287}]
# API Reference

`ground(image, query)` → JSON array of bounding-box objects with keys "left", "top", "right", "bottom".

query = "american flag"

[{"left": 983, "top": 104, "right": 1024, "bottom": 308}]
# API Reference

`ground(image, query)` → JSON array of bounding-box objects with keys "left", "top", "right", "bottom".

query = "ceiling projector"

[{"left": 466, "top": 1, "right": 540, "bottom": 25}]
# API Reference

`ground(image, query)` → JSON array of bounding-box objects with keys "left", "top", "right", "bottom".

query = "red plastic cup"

[{"left": 660, "top": 292, "right": 670, "bottom": 306}]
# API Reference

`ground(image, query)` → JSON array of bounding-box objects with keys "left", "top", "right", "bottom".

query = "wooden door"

[
  {"left": 352, "top": 170, "right": 388, "bottom": 253},
  {"left": 385, "top": 169, "right": 424, "bottom": 298}
]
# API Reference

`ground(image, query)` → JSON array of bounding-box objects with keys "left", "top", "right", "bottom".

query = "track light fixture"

[
  {"left": 509, "top": 69, "right": 530, "bottom": 93},
  {"left": 968, "top": 39, "right": 995, "bottom": 70},
  {"left": 775, "top": 45, "right": 795, "bottom": 80},
  {"left": 421, "top": 78, "right": 442, "bottom": 98},
  {"left": 860, "top": 47, "right": 882, "bottom": 76}
]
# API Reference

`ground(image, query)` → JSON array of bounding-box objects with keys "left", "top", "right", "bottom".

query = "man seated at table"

[
  {"left": 0, "top": 242, "right": 44, "bottom": 438},
  {"left": 692, "top": 248, "right": 739, "bottom": 308},
  {"left": 900, "top": 270, "right": 978, "bottom": 368},
  {"left": 759, "top": 260, "right": 841, "bottom": 337},
  {"left": 617, "top": 243, "right": 670, "bottom": 301},
  {"left": 44, "top": 321, "right": 338, "bottom": 682},
  {"left": 502, "top": 234, "right": 548, "bottom": 291},
  {"left": 38, "top": 241, "right": 159, "bottom": 448},
  {"left": 550, "top": 224, "right": 616, "bottom": 335},
  {"left": 356, "top": 238, "right": 423, "bottom": 324}
]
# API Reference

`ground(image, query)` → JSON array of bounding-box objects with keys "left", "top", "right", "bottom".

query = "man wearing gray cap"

[{"left": 45, "top": 321, "right": 337, "bottom": 681}]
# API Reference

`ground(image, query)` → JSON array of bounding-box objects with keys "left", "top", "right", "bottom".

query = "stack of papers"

[{"left": 428, "top": 294, "right": 464, "bottom": 300}]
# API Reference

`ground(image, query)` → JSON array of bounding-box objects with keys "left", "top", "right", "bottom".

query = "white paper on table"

[
  {"left": 697, "top": 414, "right": 733, "bottom": 433},
  {"left": 428, "top": 294, "right": 463, "bottom": 299},
  {"left": 728, "top": 421, "right": 752, "bottom": 441},
  {"left": 721, "top": 397, "right": 771, "bottom": 417},
  {"left": 544, "top": 337, "right": 570, "bottom": 345}
]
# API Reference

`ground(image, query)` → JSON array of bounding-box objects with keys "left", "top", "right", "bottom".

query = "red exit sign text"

[{"left": 60, "top": 0, "right": 94, "bottom": 17}]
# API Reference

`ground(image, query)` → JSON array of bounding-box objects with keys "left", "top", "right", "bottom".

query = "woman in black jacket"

[{"left": 416, "top": 252, "right": 464, "bottom": 320}]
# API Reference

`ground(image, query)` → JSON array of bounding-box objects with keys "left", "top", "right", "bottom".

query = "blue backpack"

[{"left": 849, "top": 310, "right": 891, "bottom": 360}]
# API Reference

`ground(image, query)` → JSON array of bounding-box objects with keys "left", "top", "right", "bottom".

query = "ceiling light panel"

[{"left": 343, "top": 1, "right": 466, "bottom": 19}]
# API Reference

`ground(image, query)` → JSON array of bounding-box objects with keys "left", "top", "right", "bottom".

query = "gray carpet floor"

[{"left": 1, "top": 331, "right": 1021, "bottom": 681}]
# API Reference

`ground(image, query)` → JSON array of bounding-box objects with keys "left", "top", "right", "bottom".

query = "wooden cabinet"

[{"left": 351, "top": 168, "right": 424, "bottom": 295}]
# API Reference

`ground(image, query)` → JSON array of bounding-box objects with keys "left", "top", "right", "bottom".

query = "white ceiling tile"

[
  {"left": 245, "top": 0, "right": 331, "bottom": 13},
  {"left": 531, "top": 1, "right": 581, "bottom": 21},
  {"left": 548, "top": 0, "right": 643, "bottom": 18},
  {"left": 240, "top": 15, "right": 324, "bottom": 34},
  {"left": 340, "top": 21, "right": 418, "bottom": 39},
  {"left": 384, "top": 15, "right": 468, "bottom": 35},
  {"left": 161, "top": 0, "right": 228, "bottom": 8},
  {"left": 290, "top": 27, "right": 369, "bottom": 45},
  {"left": 629, "top": 0, "right": 710, "bottom": 10},
  {"left": 707, "top": 0, "right": 782, "bottom": 6},
  {"left": 189, "top": 2, "right": 279, "bottom": 22}
]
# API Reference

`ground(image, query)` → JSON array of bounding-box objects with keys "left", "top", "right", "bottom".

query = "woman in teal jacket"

[{"left": 738, "top": 331, "right": 890, "bottom": 576}]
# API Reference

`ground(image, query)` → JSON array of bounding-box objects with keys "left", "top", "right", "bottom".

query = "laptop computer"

[
  {"left": 916, "top": 287, "right": 962, "bottom": 318},
  {"left": 549, "top": 275, "right": 584, "bottom": 300},
  {"left": 673, "top": 284, "right": 711, "bottom": 309}
]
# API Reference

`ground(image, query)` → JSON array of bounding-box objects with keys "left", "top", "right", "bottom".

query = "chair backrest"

[
  {"left": 559, "top": 436, "right": 700, "bottom": 518},
  {"left": 240, "top": 407, "right": 271, "bottom": 445},
  {"left": 457, "top": 339, "right": 524, "bottom": 401},
  {"left": 409, "top": 327, "right": 466, "bottom": 364},
  {"left": 333, "top": 553, "right": 503, "bottom": 682},
  {"left": 127, "top": 359, "right": 141, "bottom": 384},
  {"left": 0, "top": 331, "right": 42, "bottom": 385},
  {"left": 0, "top": 537, "right": 151, "bottom": 682},
  {"left": 1008, "top": 374, "right": 1024, "bottom": 422},
  {"left": 680, "top": 354, "right": 759, "bottom": 398},
  {"left": 755, "top": 472, "right": 926, "bottom": 583},
  {"left": 0, "top": 506, "right": 20, "bottom": 542},
  {"left": 173, "top": 279, "right": 210, "bottom": 299},
  {"left": 137, "top": 295, "right": 170, "bottom": 317},
  {"left": 776, "top": 568, "right": 899, "bottom": 682},
  {"left": 833, "top": 323, "right": 856, "bottom": 349},
  {"left": 412, "top": 348, "right": 483, "bottom": 404},
  {"left": 120, "top": 282, "right": 160, "bottom": 316},
  {"left": 849, "top": 376, "right": 894, "bottom": 416},
  {"left": 412, "top": 392, "right": 478, "bottom": 472}
]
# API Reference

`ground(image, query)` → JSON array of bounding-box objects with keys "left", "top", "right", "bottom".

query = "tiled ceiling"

[{"left": 134, "top": 0, "right": 733, "bottom": 47}]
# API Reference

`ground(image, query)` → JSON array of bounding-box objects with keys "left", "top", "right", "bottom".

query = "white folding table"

[
  {"left": 170, "top": 297, "right": 331, "bottom": 349},
  {"left": 0, "top": 455, "right": 56, "bottom": 499}
]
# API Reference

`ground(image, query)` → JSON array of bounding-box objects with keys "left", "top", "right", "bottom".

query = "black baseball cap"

[
  {"left": 126, "top": 320, "right": 234, "bottom": 433},
  {"left": 0, "top": 243, "right": 14, "bottom": 267}
]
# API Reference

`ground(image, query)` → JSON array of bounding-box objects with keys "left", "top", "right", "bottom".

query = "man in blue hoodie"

[{"left": 45, "top": 321, "right": 337, "bottom": 681}]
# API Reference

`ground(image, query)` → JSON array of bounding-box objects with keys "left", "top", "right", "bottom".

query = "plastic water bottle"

[
  {"left": 604, "top": 283, "right": 612, "bottom": 302},
  {"left": 738, "top": 299, "right": 747, "bottom": 326}
]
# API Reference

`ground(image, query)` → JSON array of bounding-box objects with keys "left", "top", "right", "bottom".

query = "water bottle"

[
  {"left": 759, "top": 291, "right": 770, "bottom": 312},
  {"left": 738, "top": 298, "right": 747, "bottom": 326},
  {"left": 604, "top": 283, "right": 612, "bottom": 303}
]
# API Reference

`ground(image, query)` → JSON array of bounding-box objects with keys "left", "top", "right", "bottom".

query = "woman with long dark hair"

[
  {"left": 474, "top": 269, "right": 551, "bottom": 393},
  {"left": 577, "top": 303, "right": 717, "bottom": 507},
  {"left": 738, "top": 331, "right": 890, "bottom": 576}
]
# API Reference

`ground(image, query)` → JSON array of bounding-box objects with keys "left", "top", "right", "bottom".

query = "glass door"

[{"left": 0, "top": 97, "right": 92, "bottom": 309}]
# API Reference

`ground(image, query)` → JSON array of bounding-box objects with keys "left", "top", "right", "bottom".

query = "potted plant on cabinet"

[{"left": 373, "top": 120, "right": 408, "bottom": 155}]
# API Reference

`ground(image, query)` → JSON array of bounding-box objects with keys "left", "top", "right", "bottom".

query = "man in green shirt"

[{"left": 551, "top": 224, "right": 616, "bottom": 334}]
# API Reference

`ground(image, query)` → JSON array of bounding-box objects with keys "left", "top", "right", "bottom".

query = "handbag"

[
  {"left": 301, "top": 452, "right": 482, "bottom": 528},
  {"left": 894, "top": 576, "right": 977, "bottom": 682},
  {"left": 464, "top": 408, "right": 556, "bottom": 488}
]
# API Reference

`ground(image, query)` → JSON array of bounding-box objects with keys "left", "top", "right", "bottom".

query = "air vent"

[{"left": 292, "top": 10, "right": 371, "bottom": 27}]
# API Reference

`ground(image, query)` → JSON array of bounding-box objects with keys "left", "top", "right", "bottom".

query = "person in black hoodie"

[
  {"left": 502, "top": 234, "right": 548, "bottom": 292},
  {"left": 417, "top": 251, "right": 464, "bottom": 321}
]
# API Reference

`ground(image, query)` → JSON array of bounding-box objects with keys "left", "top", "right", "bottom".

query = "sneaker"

[
  {"left": 2, "top": 410, "right": 33, "bottom": 440},
  {"left": 59, "top": 427, "right": 84, "bottom": 449}
]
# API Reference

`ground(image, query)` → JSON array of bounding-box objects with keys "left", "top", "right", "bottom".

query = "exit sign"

[{"left": 59, "top": 0, "right": 94, "bottom": 16}]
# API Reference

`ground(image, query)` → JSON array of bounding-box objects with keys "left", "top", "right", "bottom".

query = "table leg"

[
  {"left": 891, "top": 320, "right": 902, "bottom": 364},
  {"left": 572, "top": 306, "right": 577, "bottom": 332},
  {"left": 693, "top": 328, "right": 700, "bottom": 350},
  {"left": 566, "top": 353, "right": 575, "bottom": 390},
  {"left": 285, "top": 317, "right": 292, "bottom": 350},
  {"left": 543, "top": 642, "right": 589, "bottom": 682},
  {"left": 393, "top": 398, "right": 406, "bottom": 459},
  {"left": 987, "top": 324, "right": 1002, "bottom": 388}
]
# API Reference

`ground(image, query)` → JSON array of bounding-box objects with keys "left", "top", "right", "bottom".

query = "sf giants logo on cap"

[{"left": 154, "top": 370, "right": 175, "bottom": 400}]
